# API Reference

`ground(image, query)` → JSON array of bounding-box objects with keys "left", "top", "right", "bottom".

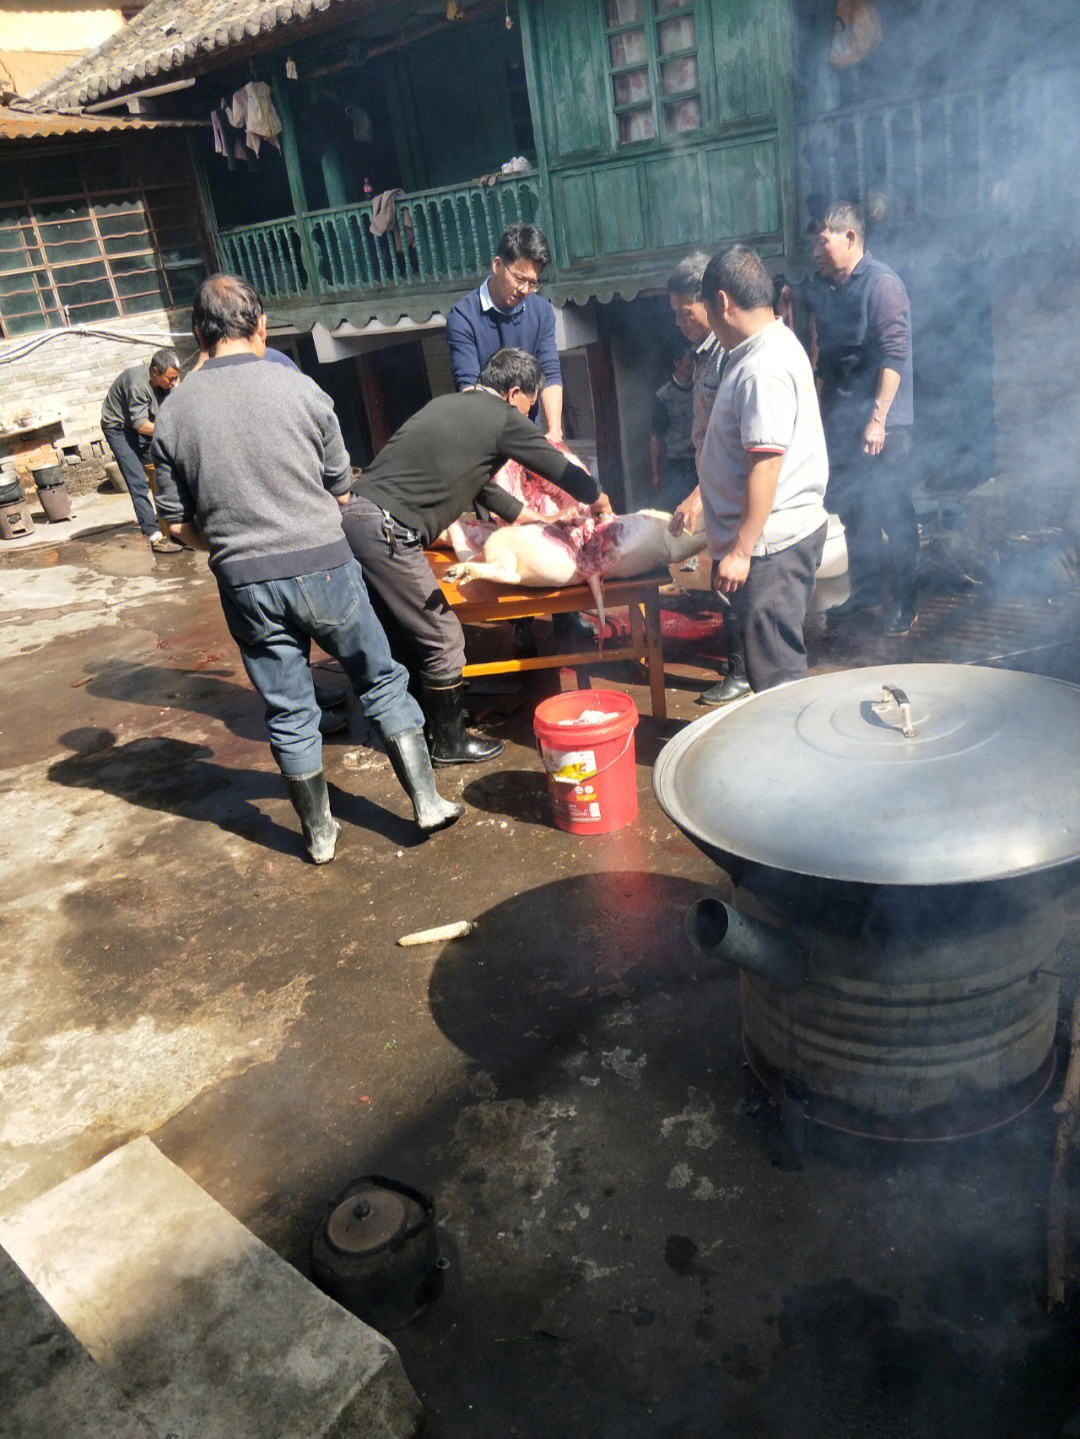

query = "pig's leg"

[{"left": 445, "top": 560, "right": 523, "bottom": 587}]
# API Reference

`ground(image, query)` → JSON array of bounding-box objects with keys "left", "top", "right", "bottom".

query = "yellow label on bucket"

[{"left": 542, "top": 746, "right": 598, "bottom": 783}]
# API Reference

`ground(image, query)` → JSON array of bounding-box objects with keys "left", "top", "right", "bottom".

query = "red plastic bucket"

[{"left": 533, "top": 689, "right": 639, "bottom": 835}]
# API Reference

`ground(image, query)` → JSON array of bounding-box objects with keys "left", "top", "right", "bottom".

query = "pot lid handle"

[{"left": 872, "top": 682, "right": 916, "bottom": 738}]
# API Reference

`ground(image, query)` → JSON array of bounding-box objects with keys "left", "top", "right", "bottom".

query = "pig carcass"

[
  {"left": 444, "top": 509, "right": 706, "bottom": 632},
  {"left": 441, "top": 453, "right": 707, "bottom": 629}
]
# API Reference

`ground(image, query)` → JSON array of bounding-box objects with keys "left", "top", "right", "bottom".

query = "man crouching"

[{"left": 151, "top": 273, "right": 460, "bottom": 861}]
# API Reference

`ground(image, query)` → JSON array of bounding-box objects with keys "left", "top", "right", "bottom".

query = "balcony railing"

[
  {"left": 216, "top": 173, "right": 542, "bottom": 302},
  {"left": 797, "top": 62, "right": 1077, "bottom": 229}
]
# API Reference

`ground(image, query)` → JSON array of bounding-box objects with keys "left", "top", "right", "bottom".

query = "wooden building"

[
  {"left": 14, "top": 0, "right": 1080, "bottom": 517},
  {"left": 20, "top": 0, "right": 796, "bottom": 500}
]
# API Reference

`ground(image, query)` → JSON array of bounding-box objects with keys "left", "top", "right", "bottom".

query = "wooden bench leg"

[{"left": 628, "top": 589, "right": 667, "bottom": 721}]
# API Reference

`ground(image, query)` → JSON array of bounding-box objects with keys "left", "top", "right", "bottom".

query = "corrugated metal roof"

[
  {"left": 26, "top": 0, "right": 364, "bottom": 110},
  {"left": 0, "top": 105, "right": 203, "bottom": 141}
]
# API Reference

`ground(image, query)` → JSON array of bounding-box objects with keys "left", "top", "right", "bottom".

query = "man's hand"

[
  {"left": 545, "top": 428, "right": 564, "bottom": 446},
  {"left": 552, "top": 503, "right": 587, "bottom": 525},
  {"left": 863, "top": 417, "right": 887, "bottom": 455},
  {"left": 713, "top": 547, "right": 751, "bottom": 594},
  {"left": 589, "top": 492, "right": 613, "bottom": 518},
  {"left": 336, "top": 491, "right": 352, "bottom": 509},
  {"left": 669, "top": 488, "right": 703, "bottom": 537},
  {"left": 163, "top": 519, "right": 209, "bottom": 552}
]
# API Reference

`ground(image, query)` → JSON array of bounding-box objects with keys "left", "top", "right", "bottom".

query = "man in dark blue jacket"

[
  {"left": 447, "top": 224, "right": 594, "bottom": 654},
  {"left": 446, "top": 223, "right": 563, "bottom": 441},
  {"left": 808, "top": 202, "right": 918, "bottom": 635}
]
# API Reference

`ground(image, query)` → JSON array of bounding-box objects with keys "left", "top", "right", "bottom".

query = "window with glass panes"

[
  {"left": 605, "top": 0, "right": 702, "bottom": 145},
  {"left": 0, "top": 137, "right": 208, "bottom": 338}
]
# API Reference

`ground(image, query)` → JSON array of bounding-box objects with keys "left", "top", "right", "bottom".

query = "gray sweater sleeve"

[
  {"left": 149, "top": 405, "right": 193, "bottom": 522},
  {"left": 314, "top": 382, "right": 351, "bottom": 493}
]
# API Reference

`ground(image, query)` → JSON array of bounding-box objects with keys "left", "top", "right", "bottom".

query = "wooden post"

[
  {"left": 357, "top": 354, "right": 392, "bottom": 455},
  {"left": 271, "top": 75, "right": 320, "bottom": 298},
  {"left": 584, "top": 338, "right": 623, "bottom": 512}
]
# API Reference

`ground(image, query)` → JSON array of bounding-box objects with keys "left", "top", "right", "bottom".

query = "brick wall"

[{"left": 0, "top": 308, "right": 198, "bottom": 462}]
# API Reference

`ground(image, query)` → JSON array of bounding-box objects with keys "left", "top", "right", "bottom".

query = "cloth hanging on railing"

[
  {"left": 210, "top": 101, "right": 252, "bottom": 168},
  {"left": 369, "top": 189, "right": 415, "bottom": 253},
  {"left": 225, "top": 82, "right": 282, "bottom": 155}
]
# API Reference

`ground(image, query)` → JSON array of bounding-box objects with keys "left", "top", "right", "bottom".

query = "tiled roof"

[
  {"left": 27, "top": 0, "right": 359, "bottom": 111},
  {"left": 0, "top": 104, "right": 203, "bottom": 141}
]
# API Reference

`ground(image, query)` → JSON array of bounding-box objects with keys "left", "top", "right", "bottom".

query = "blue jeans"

[
  {"left": 218, "top": 561, "right": 423, "bottom": 776},
  {"left": 102, "top": 425, "right": 158, "bottom": 537}
]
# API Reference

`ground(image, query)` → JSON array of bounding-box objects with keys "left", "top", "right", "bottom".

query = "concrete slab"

[
  {"left": 1, "top": 1244, "right": 160, "bottom": 1439},
  {"left": 0, "top": 1138, "right": 421, "bottom": 1439}
]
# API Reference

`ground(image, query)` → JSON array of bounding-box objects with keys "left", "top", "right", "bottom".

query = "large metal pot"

[{"left": 653, "top": 664, "right": 1080, "bottom": 1137}]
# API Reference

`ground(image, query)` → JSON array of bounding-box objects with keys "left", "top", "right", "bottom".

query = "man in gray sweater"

[{"left": 151, "top": 274, "right": 460, "bottom": 861}]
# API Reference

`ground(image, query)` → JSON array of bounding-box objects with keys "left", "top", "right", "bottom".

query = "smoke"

[{"left": 792, "top": 0, "right": 1080, "bottom": 543}]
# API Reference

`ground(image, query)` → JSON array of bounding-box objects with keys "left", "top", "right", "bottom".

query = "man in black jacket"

[
  {"left": 807, "top": 201, "right": 918, "bottom": 635},
  {"left": 342, "top": 347, "right": 607, "bottom": 766}
]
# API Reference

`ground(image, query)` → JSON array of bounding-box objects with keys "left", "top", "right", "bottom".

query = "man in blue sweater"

[
  {"left": 152, "top": 275, "right": 460, "bottom": 863},
  {"left": 447, "top": 223, "right": 593, "bottom": 652},
  {"left": 446, "top": 223, "right": 563, "bottom": 441}
]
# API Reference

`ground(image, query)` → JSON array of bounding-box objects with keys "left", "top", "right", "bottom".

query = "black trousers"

[
  {"left": 727, "top": 522, "right": 827, "bottom": 692},
  {"left": 826, "top": 424, "right": 918, "bottom": 607},
  {"left": 340, "top": 494, "right": 466, "bottom": 678}
]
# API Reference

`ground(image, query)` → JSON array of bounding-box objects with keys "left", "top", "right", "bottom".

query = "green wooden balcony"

[{"left": 216, "top": 173, "right": 542, "bottom": 303}]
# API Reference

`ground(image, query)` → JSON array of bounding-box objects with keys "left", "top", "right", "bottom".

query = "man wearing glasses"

[
  {"left": 446, "top": 223, "right": 563, "bottom": 443},
  {"left": 446, "top": 222, "right": 592, "bottom": 654}
]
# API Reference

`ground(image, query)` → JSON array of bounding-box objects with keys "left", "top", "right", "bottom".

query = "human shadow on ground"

[
  {"left": 427, "top": 871, "right": 725, "bottom": 1077},
  {"left": 47, "top": 727, "right": 419, "bottom": 857},
  {"left": 79, "top": 658, "right": 270, "bottom": 744},
  {"left": 80, "top": 657, "right": 365, "bottom": 750}
]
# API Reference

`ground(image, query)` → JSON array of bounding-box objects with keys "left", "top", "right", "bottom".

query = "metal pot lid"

[
  {"left": 653, "top": 663, "right": 1080, "bottom": 886},
  {"left": 326, "top": 1187, "right": 409, "bottom": 1255}
]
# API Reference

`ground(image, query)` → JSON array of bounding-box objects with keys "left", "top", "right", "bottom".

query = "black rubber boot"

[
  {"left": 697, "top": 651, "right": 752, "bottom": 706},
  {"left": 284, "top": 771, "right": 341, "bottom": 863},
  {"left": 882, "top": 597, "right": 918, "bottom": 635},
  {"left": 511, "top": 619, "right": 538, "bottom": 658},
  {"left": 384, "top": 729, "right": 463, "bottom": 832},
  {"left": 698, "top": 604, "right": 751, "bottom": 706},
  {"left": 551, "top": 610, "right": 596, "bottom": 647},
  {"left": 825, "top": 591, "right": 882, "bottom": 622},
  {"left": 420, "top": 673, "right": 504, "bottom": 766}
]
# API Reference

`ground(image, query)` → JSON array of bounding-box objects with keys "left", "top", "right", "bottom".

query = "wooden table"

[{"left": 426, "top": 549, "right": 668, "bottom": 720}]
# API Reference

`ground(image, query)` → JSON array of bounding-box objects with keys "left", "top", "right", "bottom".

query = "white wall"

[{"left": 0, "top": 308, "right": 197, "bottom": 457}]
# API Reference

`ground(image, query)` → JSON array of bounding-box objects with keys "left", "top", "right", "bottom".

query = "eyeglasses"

[{"left": 503, "top": 267, "right": 542, "bottom": 292}]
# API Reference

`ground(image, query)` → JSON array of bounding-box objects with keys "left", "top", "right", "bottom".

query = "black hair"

[
  {"left": 816, "top": 200, "right": 865, "bottom": 242},
  {"left": 495, "top": 223, "right": 552, "bottom": 271},
  {"left": 478, "top": 347, "right": 545, "bottom": 397},
  {"left": 666, "top": 250, "right": 711, "bottom": 299},
  {"left": 149, "top": 347, "right": 179, "bottom": 374},
  {"left": 192, "top": 273, "right": 264, "bottom": 352},
  {"left": 701, "top": 245, "right": 775, "bottom": 312}
]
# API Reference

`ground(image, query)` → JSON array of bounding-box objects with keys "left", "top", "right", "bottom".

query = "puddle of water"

[{"left": 0, "top": 529, "right": 199, "bottom": 579}]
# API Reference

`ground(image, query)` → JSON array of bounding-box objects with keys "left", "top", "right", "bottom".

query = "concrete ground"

[{"left": 3, "top": 493, "right": 1080, "bottom": 1438}]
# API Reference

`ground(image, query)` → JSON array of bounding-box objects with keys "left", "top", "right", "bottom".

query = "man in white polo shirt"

[{"left": 692, "top": 244, "right": 829, "bottom": 696}]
